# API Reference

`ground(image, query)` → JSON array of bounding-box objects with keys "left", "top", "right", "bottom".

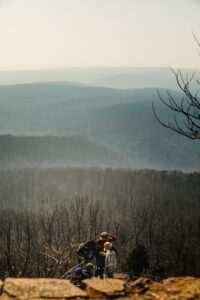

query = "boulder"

[
  {"left": 129, "top": 276, "right": 200, "bottom": 300},
  {"left": 3, "top": 278, "right": 87, "bottom": 299},
  {"left": 161, "top": 276, "right": 200, "bottom": 300},
  {"left": 130, "top": 277, "right": 154, "bottom": 294},
  {"left": 83, "top": 278, "right": 126, "bottom": 298},
  {"left": 0, "top": 276, "right": 200, "bottom": 299}
]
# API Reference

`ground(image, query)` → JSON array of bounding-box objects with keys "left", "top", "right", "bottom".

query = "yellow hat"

[
  {"left": 100, "top": 232, "right": 108, "bottom": 236},
  {"left": 104, "top": 242, "right": 112, "bottom": 250},
  {"left": 100, "top": 232, "right": 109, "bottom": 240}
]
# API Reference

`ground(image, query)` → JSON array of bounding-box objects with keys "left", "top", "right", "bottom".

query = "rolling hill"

[{"left": 0, "top": 82, "right": 199, "bottom": 170}]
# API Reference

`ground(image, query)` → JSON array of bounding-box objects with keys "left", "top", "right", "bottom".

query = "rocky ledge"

[{"left": 0, "top": 276, "right": 200, "bottom": 299}]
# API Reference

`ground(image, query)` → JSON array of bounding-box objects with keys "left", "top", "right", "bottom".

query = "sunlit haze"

[{"left": 0, "top": 0, "right": 200, "bottom": 70}]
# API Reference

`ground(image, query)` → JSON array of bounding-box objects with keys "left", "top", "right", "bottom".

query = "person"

[
  {"left": 77, "top": 240, "right": 96, "bottom": 264},
  {"left": 94, "top": 240, "right": 106, "bottom": 279},
  {"left": 84, "top": 262, "right": 94, "bottom": 278},
  {"left": 94, "top": 232, "right": 117, "bottom": 279},
  {"left": 104, "top": 242, "right": 117, "bottom": 278},
  {"left": 70, "top": 267, "right": 89, "bottom": 289},
  {"left": 76, "top": 232, "right": 117, "bottom": 279}
]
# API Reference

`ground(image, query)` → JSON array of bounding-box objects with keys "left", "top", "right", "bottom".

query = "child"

[
  {"left": 104, "top": 242, "right": 117, "bottom": 278},
  {"left": 70, "top": 267, "right": 89, "bottom": 289},
  {"left": 84, "top": 263, "right": 94, "bottom": 278}
]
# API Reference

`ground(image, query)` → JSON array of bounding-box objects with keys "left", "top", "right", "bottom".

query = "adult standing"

[{"left": 95, "top": 232, "right": 117, "bottom": 279}]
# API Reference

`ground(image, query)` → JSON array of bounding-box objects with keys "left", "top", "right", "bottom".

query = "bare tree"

[
  {"left": 153, "top": 34, "right": 200, "bottom": 140},
  {"left": 0, "top": 168, "right": 200, "bottom": 278}
]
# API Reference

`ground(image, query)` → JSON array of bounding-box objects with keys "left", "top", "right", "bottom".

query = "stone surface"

[
  {"left": 0, "top": 298, "right": 65, "bottom": 300},
  {"left": 161, "top": 276, "right": 200, "bottom": 300},
  {"left": 129, "top": 276, "right": 200, "bottom": 300},
  {"left": 114, "top": 273, "right": 129, "bottom": 280},
  {"left": 3, "top": 278, "right": 87, "bottom": 299},
  {"left": 83, "top": 278, "right": 126, "bottom": 298},
  {"left": 0, "top": 281, "right": 2, "bottom": 295},
  {"left": 130, "top": 277, "right": 154, "bottom": 294},
  {"left": 0, "top": 276, "right": 200, "bottom": 299}
]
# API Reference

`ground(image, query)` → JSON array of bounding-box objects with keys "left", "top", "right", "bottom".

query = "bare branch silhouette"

[{"left": 153, "top": 35, "right": 200, "bottom": 140}]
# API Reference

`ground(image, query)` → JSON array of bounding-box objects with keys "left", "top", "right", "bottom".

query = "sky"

[{"left": 0, "top": 0, "right": 200, "bottom": 70}]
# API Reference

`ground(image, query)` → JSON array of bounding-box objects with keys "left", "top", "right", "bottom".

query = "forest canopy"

[{"left": 0, "top": 167, "right": 199, "bottom": 279}]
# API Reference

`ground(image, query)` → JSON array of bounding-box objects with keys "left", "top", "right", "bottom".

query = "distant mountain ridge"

[
  {"left": 0, "top": 67, "right": 199, "bottom": 89},
  {"left": 0, "top": 82, "right": 199, "bottom": 170}
]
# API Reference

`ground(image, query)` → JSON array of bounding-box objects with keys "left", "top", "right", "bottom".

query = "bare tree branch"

[{"left": 153, "top": 64, "right": 200, "bottom": 140}]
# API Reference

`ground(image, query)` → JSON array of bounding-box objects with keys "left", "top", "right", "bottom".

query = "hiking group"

[{"left": 70, "top": 231, "right": 118, "bottom": 288}]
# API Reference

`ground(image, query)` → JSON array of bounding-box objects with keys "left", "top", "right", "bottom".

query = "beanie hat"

[{"left": 75, "top": 267, "right": 82, "bottom": 275}]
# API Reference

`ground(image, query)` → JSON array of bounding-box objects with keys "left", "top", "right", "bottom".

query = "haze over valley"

[{"left": 0, "top": 70, "right": 199, "bottom": 171}]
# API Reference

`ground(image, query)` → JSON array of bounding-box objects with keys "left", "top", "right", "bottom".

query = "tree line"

[{"left": 0, "top": 167, "right": 199, "bottom": 279}]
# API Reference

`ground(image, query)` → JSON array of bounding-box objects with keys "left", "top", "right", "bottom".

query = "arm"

[{"left": 108, "top": 234, "right": 117, "bottom": 242}]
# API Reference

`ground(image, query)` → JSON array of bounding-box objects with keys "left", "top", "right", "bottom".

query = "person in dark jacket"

[
  {"left": 94, "top": 232, "right": 117, "bottom": 279},
  {"left": 95, "top": 239, "right": 106, "bottom": 279},
  {"left": 77, "top": 240, "right": 96, "bottom": 264},
  {"left": 70, "top": 267, "right": 89, "bottom": 289}
]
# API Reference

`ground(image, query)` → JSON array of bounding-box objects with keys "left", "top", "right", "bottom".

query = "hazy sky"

[{"left": 0, "top": 0, "right": 200, "bottom": 70}]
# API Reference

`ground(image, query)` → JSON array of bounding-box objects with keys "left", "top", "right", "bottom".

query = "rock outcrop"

[
  {"left": 0, "top": 276, "right": 199, "bottom": 299},
  {"left": 84, "top": 278, "right": 126, "bottom": 298}
]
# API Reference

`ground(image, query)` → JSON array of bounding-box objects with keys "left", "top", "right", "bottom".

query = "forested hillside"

[
  {"left": 0, "top": 167, "right": 199, "bottom": 278},
  {"left": 0, "top": 135, "right": 127, "bottom": 168}
]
